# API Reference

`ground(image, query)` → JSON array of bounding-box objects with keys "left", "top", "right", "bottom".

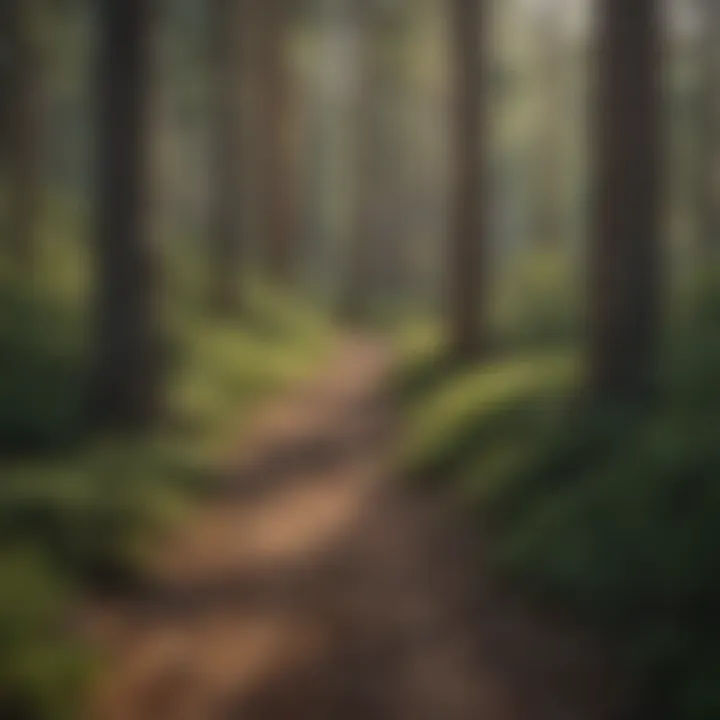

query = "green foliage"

[
  {"left": 0, "top": 270, "right": 86, "bottom": 455},
  {"left": 0, "top": 445, "right": 190, "bottom": 589},
  {"left": 169, "top": 278, "right": 329, "bottom": 454},
  {"left": 400, "top": 311, "right": 720, "bottom": 720},
  {"left": 400, "top": 345, "right": 574, "bottom": 484},
  {"left": 0, "top": 549, "right": 87, "bottom": 720},
  {"left": 496, "top": 247, "right": 581, "bottom": 351},
  {"left": 0, "top": 236, "right": 328, "bottom": 717}
]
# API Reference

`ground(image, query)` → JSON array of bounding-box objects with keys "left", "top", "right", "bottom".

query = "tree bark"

[
  {"left": 259, "top": 0, "right": 294, "bottom": 283},
  {"left": 4, "top": 0, "right": 43, "bottom": 268},
  {"left": 209, "top": 0, "right": 245, "bottom": 313},
  {"left": 91, "top": 0, "right": 162, "bottom": 432},
  {"left": 588, "top": 0, "right": 663, "bottom": 402},
  {"left": 449, "top": 0, "right": 488, "bottom": 358},
  {"left": 343, "top": 0, "right": 379, "bottom": 320},
  {"left": 532, "top": 8, "right": 566, "bottom": 250},
  {"left": 697, "top": 0, "right": 720, "bottom": 261}
]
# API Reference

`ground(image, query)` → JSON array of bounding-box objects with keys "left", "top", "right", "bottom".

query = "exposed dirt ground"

[{"left": 87, "top": 338, "right": 623, "bottom": 720}]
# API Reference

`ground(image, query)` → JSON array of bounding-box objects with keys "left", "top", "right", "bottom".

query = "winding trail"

[{"left": 88, "top": 337, "right": 622, "bottom": 720}]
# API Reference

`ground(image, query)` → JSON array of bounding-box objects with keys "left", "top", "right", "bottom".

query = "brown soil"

[{"left": 86, "top": 337, "right": 624, "bottom": 720}]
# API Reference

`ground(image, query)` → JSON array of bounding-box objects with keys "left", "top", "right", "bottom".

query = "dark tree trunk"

[
  {"left": 259, "top": 0, "right": 294, "bottom": 283},
  {"left": 0, "top": 4, "right": 10, "bottom": 186},
  {"left": 91, "top": 0, "right": 162, "bottom": 432},
  {"left": 697, "top": 0, "right": 720, "bottom": 260},
  {"left": 589, "top": 0, "right": 663, "bottom": 402},
  {"left": 343, "top": 0, "right": 379, "bottom": 321},
  {"left": 4, "top": 0, "right": 43, "bottom": 268},
  {"left": 449, "top": 0, "right": 488, "bottom": 358},
  {"left": 209, "top": 0, "right": 244, "bottom": 314}
]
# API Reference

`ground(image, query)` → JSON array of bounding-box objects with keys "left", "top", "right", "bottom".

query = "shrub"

[{"left": 401, "top": 313, "right": 720, "bottom": 720}]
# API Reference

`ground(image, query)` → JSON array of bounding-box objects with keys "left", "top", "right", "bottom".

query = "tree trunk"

[
  {"left": 209, "top": 0, "right": 244, "bottom": 314},
  {"left": 697, "top": 0, "right": 720, "bottom": 261},
  {"left": 4, "top": 0, "right": 43, "bottom": 268},
  {"left": 588, "top": 0, "right": 663, "bottom": 402},
  {"left": 449, "top": 0, "right": 488, "bottom": 358},
  {"left": 343, "top": 0, "right": 407, "bottom": 322},
  {"left": 91, "top": 0, "right": 162, "bottom": 432},
  {"left": 0, "top": 4, "right": 10, "bottom": 188},
  {"left": 532, "top": 8, "right": 566, "bottom": 250},
  {"left": 259, "top": 0, "right": 294, "bottom": 283},
  {"left": 343, "top": 0, "right": 379, "bottom": 320}
]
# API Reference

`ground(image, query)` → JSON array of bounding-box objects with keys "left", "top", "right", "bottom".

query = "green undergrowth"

[
  {"left": 0, "top": 234, "right": 328, "bottom": 717},
  {"left": 400, "top": 312, "right": 720, "bottom": 720},
  {"left": 169, "top": 279, "right": 329, "bottom": 457}
]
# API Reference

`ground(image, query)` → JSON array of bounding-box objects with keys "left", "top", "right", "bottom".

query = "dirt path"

[{"left": 87, "top": 337, "right": 622, "bottom": 720}]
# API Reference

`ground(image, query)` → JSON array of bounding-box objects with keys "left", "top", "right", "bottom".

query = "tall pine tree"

[
  {"left": 91, "top": 0, "right": 162, "bottom": 430},
  {"left": 589, "top": 0, "right": 663, "bottom": 401},
  {"left": 449, "top": 0, "right": 488, "bottom": 358}
]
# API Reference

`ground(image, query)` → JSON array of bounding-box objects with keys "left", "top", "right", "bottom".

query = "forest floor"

[{"left": 85, "top": 336, "right": 622, "bottom": 720}]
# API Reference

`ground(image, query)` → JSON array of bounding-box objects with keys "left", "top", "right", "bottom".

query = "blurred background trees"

[{"left": 208, "top": 0, "right": 245, "bottom": 314}]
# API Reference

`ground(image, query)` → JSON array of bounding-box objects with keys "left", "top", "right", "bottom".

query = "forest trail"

[{"left": 87, "top": 337, "right": 620, "bottom": 720}]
